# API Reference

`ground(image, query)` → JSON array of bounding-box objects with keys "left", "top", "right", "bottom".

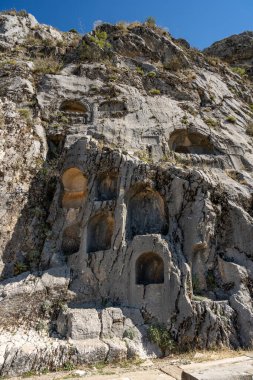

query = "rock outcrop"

[
  {"left": 1, "top": 10, "right": 253, "bottom": 375},
  {"left": 204, "top": 31, "right": 253, "bottom": 78}
]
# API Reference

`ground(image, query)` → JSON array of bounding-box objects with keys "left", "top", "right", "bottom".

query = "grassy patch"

[
  {"left": 18, "top": 108, "right": 32, "bottom": 125},
  {"left": 33, "top": 56, "right": 63, "bottom": 74},
  {"left": 136, "top": 66, "right": 144, "bottom": 76},
  {"left": 231, "top": 66, "right": 246, "bottom": 77},
  {"left": 147, "top": 71, "right": 157, "bottom": 78},
  {"left": 204, "top": 118, "right": 218, "bottom": 128},
  {"left": 135, "top": 150, "right": 152, "bottom": 163},
  {"left": 163, "top": 56, "right": 183, "bottom": 71},
  {"left": 149, "top": 88, "right": 161, "bottom": 95},
  {"left": 226, "top": 115, "right": 236, "bottom": 124}
]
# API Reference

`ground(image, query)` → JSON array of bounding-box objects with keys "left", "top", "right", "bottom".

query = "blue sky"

[{"left": 0, "top": 0, "right": 253, "bottom": 49}]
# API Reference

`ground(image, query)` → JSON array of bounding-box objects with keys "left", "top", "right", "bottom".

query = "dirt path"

[{"left": 8, "top": 350, "right": 250, "bottom": 380}]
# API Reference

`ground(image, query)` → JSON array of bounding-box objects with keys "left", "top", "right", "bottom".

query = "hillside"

[{"left": 1, "top": 10, "right": 253, "bottom": 375}]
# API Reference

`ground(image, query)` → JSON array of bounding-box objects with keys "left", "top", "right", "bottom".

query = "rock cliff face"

[
  {"left": 204, "top": 31, "right": 253, "bottom": 78},
  {"left": 1, "top": 10, "right": 253, "bottom": 375}
]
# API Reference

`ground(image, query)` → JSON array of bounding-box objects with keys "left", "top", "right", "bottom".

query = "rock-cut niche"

[
  {"left": 126, "top": 186, "right": 167, "bottom": 240},
  {"left": 62, "top": 223, "right": 80, "bottom": 255},
  {"left": 98, "top": 100, "right": 127, "bottom": 117},
  {"left": 60, "top": 100, "right": 90, "bottom": 123},
  {"left": 87, "top": 212, "right": 114, "bottom": 253},
  {"left": 96, "top": 172, "right": 118, "bottom": 201},
  {"left": 62, "top": 168, "right": 87, "bottom": 209},
  {"left": 169, "top": 129, "right": 216, "bottom": 155},
  {"left": 136, "top": 252, "right": 164, "bottom": 285}
]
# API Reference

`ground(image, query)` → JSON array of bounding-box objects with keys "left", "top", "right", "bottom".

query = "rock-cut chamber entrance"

[
  {"left": 62, "top": 168, "right": 87, "bottom": 209},
  {"left": 169, "top": 129, "right": 216, "bottom": 155},
  {"left": 87, "top": 213, "right": 114, "bottom": 253},
  {"left": 136, "top": 252, "right": 164, "bottom": 285},
  {"left": 126, "top": 187, "right": 167, "bottom": 239},
  {"left": 96, "top": 172, "right": 118, "bottom": 201}
]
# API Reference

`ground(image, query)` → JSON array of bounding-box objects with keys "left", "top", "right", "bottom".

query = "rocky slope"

[
  {"left": 204, "top": 31, "right": 253, "bottom": 78},
  {"left": 1, "top": 10, "right": 253, "bottom": 375}
]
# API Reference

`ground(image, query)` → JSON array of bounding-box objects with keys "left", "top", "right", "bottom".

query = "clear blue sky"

[{"left": 0, "top": 0, "right": 253, "bottom": 49}]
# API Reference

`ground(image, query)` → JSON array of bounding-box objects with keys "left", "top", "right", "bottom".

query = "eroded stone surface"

[{"left": 1, "top": 10, "right": 253, "bottom": 376}]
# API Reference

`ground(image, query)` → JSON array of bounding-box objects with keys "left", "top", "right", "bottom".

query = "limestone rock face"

[
  {"left": 1, "top": 10, "right": 253, "bottom": 375},
  {"left": 205, "top": 32, "right": 253, "bottom": 61},
  {"left": 204, "top": 31, "right": 253, "bottom": 78}
]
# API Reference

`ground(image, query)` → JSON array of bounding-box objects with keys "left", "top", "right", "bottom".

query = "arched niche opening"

[
  {"left": 62, "top": 168, "right": 87, "bottom": 209},
  {"left": 169, "top": 130, "right": 216, "bottom": 155},
  {"left": 87, "top": 212, "right": 114, "bottom": 253},
  {"left": 98, "top": 100, "right": 127, "bottom": 117},
  {"left": 62, "top": 223, "right": 80, "bottom": 255},
  {"left": 96, "top": 172, "right": 118, "bottom": 201},
  {"left": 126, "top": 186, "right": 167, "bottom": 240},
  {"left": 60, "top": 100, "right": 90, "bottom": 124},
  {"left": 60, "top": 100, "right": 88, "bottom": 114},
  {"left": 136, "top": 252, "right": 164, "bottom": 285}
]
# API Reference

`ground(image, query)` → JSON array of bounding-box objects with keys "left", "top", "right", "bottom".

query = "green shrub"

[
  {"left": 147, "top": 71, "right": 157, "bottom": 78},
  {"left": 181, "top": 115, "right": 188, "bottom": 125},
  {"left": 68, "top": 28, "right": 79, "bottom": 34},
  {"left": 123, "top": 328, "right": 136, "bottom": 340},
  {"left": 226, "top": 115, "right": 236, "bottom": 124},
  {"left": 89, "top": 30, "right": 111, "bottom": 49},
  {"left": 136, "top": 66, "right": 144, "bottom": 76},
  {"left": 205, "top": 118, "right": 218, "bottom": 128},
  {"left": 147, "top": 324, "right": 175, "bottom": 355},
  {"left": 149, "top": 88, "right": 160, "bottom": 95},
  {"left": 63, "top": 362, "right": 75, "bottom": 371},
  {"left": 231, "top": 66, "right": 246, "bottom": 77},
  {"left": 14, "top": 262, "right": 28, "bottom": 276}
]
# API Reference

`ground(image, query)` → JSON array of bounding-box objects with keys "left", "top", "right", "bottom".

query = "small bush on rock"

[
  {"left": 149, "top": 88, "right": 161, "bottom": 95},
  {"left": 148, "top": 324, "right": 175, "bottom": 355},
  {"left": 163, "top": 56, "right": 182, "bottom": 71},
  {"left": 123, "top": 328, "right": 136, "bottom": 340},
  {"left": 14, "top": 262, "right": 28, "bottom": 276},
  {"left": 205, "top": 118, "right": 218, "bottom": 128},
  {"left": 89, "top": 30, "right": 111, "bottom": 49},
  {"left": 231, "top": 66, "right": 246, "bottom": 77},
  {"left": 147, "top": 71, "right": 157, "bottom": 78},
  {"left": 69, "top": 28, "right": 79, "bottom": 34},
  {"left": 136, "top": 66, "right": 144, "bottom": 76},
  {"left": 145, "top": 16, "right": 156, "bottom": 29},
  {"left": 226, "top": 115, "right": 236, "bottom": 124}
]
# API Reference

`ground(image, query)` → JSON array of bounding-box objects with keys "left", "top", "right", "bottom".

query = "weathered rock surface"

[
  {"left": 204, "top": 31, "right": 253, "bottom": 78},
  {"left": 1, "top": 10, "right": 253, "bottom": 376}
]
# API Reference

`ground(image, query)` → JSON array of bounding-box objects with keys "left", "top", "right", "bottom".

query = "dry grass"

[
  {"left": 33, "top": 56, "right": 63, "bottom": 74},
  {"left": 157, "top": 347, "right": 249, "bottom": 366}
]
